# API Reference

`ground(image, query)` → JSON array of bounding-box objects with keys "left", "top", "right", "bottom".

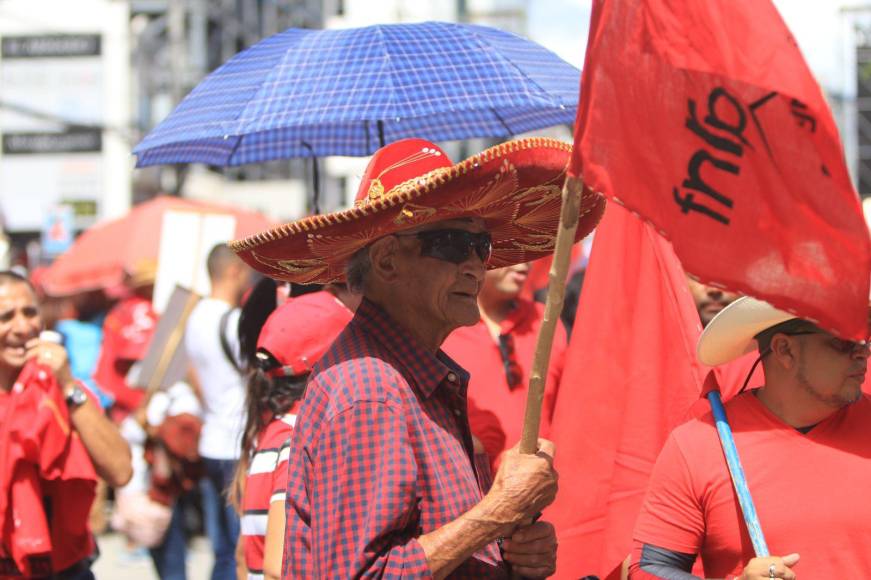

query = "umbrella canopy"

[
  {"left": 41, "top": 196, "right": 273, "bottom": 296},
  {"left": 133, "top": 21, "right": 580, "bottom": 166}
]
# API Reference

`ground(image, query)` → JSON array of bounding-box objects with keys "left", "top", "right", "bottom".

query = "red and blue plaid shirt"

[{"left": 283, "top": 298, "right": 506, "bottom": 579}]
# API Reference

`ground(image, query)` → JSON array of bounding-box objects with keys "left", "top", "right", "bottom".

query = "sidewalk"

[{"left": 92, "top": 533, "right": 214, "bottom": 580}]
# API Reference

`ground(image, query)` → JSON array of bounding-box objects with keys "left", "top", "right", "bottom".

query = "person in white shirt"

[{"left": 184, "top": 243, "right": 252, "bottom": 580}]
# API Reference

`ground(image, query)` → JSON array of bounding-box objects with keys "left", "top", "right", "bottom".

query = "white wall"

[{"left": 0, "top": 0, "right": 132, "bottom": 232}]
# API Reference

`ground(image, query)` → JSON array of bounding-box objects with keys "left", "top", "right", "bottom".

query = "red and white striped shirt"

[{"left": 241, "top": 414, "right": 295, "bottom": 580}]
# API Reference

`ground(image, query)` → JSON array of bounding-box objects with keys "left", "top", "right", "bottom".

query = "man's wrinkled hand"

[
  {"left": 501, "top": 521, "right": 557, "bottom": 579},
  {"left": 740, "top": 553, "right": 799, "bottom": 579},
  {"left": 486, "top": 438, "right": 558, "bottom": 527}
]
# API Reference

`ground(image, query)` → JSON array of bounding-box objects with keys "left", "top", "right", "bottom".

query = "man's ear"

[
  {"left": 769, "top": 334, "right": 797, "bottom": 370},
  {"left": 368, "top": 236, "right": 401, "bottom": 283}
]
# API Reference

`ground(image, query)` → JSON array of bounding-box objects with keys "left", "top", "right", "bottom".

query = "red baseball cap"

[{"left": 257, "top": 290, "right": 353, "bottom": 377}]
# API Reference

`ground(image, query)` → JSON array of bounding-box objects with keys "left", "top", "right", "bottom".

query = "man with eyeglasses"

[
  {"left": 230, "top": 138, "right": 605, "bottom": 578},
  {"left": 442, "top": 263, "right": 567, "bottom": 472},
  {"left": 629, "top": 296, "right": 871, "bottom": 579}
]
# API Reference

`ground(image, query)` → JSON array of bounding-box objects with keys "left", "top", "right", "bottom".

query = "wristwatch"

[{"left": 65, "top": 384, "right": 88, "bottom": 409}]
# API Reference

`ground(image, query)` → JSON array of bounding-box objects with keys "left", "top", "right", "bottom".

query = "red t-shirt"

[
  {"left": 442, "top": 298, "right": 566, "bottom": 467},
  {"left": 632, "top": 391, "right": 871, "bottom": 578},
  {"left": 0, "top": 363, "right": 97, "bottom": 577},
  {"left": 242, "top": 414, "right": 295, "bottom": 579}
]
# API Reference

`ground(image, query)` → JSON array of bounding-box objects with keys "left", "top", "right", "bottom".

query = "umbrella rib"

[{"left": 491, "top": 107, "right": 513, "bottom": 136}]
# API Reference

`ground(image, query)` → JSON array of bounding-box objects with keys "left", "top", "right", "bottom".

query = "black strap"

[{"left": 219, "top": 309, "right": 242, "bottom": 374}]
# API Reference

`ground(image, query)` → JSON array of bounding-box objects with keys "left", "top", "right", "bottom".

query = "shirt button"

[
  {"left": 453, "top": 408, "right": 462, "bottom": 417},
  {"left": 447, "top": 372, "right": 457, "bottom": 383}
]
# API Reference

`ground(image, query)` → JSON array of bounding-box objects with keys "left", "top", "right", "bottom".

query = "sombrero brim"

[
  {"left": 231, "top": 138, "right": 605, "bottom": 284},
  {"left": 697, "top": 296, "right": 797, "bottom": 366}
]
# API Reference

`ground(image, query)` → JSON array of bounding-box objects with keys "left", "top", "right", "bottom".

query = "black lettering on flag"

[
  {"left": 673, "top": 188, "right": 730, "bottom": 225},
  {"left": 704, "top": 88, "right": 751, "bottom": 149},
  {"left": 673, "top": 87, "right": 747, "bottom": 225},
  {"left": 790, "top": 99, "right": 816, "bottom": 132},
  {"left": 682, "top": 150, "right": 737, "bottom": 209}
]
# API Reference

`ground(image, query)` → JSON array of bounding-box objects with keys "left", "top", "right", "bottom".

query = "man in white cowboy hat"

[
  {"left": 231, "top": 137, "right": 604, "bottom": 578},
  {"left": 628, "top": 296, "right": 871, "bottom": 579}
]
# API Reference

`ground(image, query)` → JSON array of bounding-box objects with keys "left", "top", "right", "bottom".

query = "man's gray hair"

[{"left": 345, "top": 245, "right": 372, "bottom": 293}]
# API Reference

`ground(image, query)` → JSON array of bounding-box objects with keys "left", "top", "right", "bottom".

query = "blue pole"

[{"left": 706, "top": 391, "right": 769, "bottom": 557}]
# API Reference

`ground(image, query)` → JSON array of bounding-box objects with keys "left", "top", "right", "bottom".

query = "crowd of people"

[{"left": 0, "top": 137, "right": 868, "bottom": 580}]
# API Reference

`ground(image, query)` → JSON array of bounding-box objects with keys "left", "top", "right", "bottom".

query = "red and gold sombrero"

[{"left": 231, "top": 137, "right": 605, "bottom": 284}]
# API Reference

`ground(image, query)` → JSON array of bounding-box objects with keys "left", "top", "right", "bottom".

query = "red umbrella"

[{"left": 41, "top": 196, "right": 273, "bottom": 296}]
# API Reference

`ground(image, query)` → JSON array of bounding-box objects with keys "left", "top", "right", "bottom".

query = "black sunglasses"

[
  {"left": 395, "top": 229, "right": 492, "bottom": 265},
  {"left": 781, "top": 331, "right": 870, "bottom": 356}
]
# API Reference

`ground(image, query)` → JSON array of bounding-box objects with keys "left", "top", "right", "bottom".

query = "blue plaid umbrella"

[{"left": 134, "top": 21, "right": 580, "bottom": 167}]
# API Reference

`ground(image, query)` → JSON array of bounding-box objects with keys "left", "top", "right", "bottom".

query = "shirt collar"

[
  {"left": 354, "top": 298, "right": 464, "bottom": 399},
  {"left": 497, "top": 297, "right": 535, "bottom": 335}
]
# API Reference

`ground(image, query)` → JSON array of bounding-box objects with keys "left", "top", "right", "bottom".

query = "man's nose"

[
  {"left": 706, "top": 287, "right": 723, "bottom": 300},
  {"left": 460, "top": 254, "right": 486, "bottom": 282}
]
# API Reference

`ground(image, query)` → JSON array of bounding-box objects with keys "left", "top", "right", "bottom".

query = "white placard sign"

[{"left": 153, "top": 210, "right": 237, "bottom": 313}]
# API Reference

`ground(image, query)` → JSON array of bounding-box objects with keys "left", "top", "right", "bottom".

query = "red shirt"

[
  {"left": 242, "top": 414, "right": 295, "bottom": 580},
  {"left": 94, "top": 295, "right": 158, "bottom": 418},
  {"left": 284, "top": 299, "right": 504, "bottom": 579},
  {"left": 0, "top": 363, "right": 97, "bottom": 578},
  {"left": 631, "top": 392, "right": 871, "bottom": 578},
  {"left": 442, "top": 298, "right": 566, "bottom": 466}
]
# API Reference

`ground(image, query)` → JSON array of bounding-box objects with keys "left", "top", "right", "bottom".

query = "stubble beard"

[{"left": 796, "top": 356, "right": 861, "bottom": 408}]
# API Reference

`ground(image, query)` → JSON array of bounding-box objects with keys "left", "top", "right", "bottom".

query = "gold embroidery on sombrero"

[
  {"left": 393, "top": 203, "right": 438, "bottom": 225},
  {"left": 441, "top": 160, "right": 519, "bottom": 215},
  {"left": 509, "top": 192, "right": 564, "bottom": 235},
  {"left": 249, "top": 251, "right": 328, "bottom": 283},
  {"left": 304, "top": 225, "right": 383, "bottom": 265},
  {"left": 510, "top": 234, "right": 556, "bottom": 252},
  {"left": 510, "top": 182, "right": 563, "bottom": 207},
  {"left": 365, "top": 147, "right": 445, "bottom": 203}
]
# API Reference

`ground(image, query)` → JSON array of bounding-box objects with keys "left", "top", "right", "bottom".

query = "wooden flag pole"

[{"left": 518, "top": 174, "right": 585, "bottom": 455}]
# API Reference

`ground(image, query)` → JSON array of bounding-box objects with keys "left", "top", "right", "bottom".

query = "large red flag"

[
  {"left": 545, "top": 202, "right": 765, "bottom": 579},
  {"left": 544, "top": 202, "right": 706, "bottom": 578},
  {"left": 571, "top": 0, "right": 870, "bottom": 340}
]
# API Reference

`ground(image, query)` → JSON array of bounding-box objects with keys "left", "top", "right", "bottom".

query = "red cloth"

[
  {"left": 571, "top": 0, "right": 871, "bottom": 340},
  {"left": 242, "top": 414, "right": 295, "bottom": 576},
  {"left": 0, "top": 362, "right": 97, "bottom": 577},
  {"left": 94, "top": 295, "right": 158, "bottom": 417},
  {"left": 544, "top": 202, "right": 765, "bottom": 579},
  {"left": 631, "top": 393, "right": 871, "bottom": 577},
  {"left": 442, "top": 298, "right": 566, "bottom": 467}
]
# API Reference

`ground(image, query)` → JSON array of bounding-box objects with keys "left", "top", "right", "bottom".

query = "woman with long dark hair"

[{"left": 232, "top": 283, "right": 356, "bottom": 580}]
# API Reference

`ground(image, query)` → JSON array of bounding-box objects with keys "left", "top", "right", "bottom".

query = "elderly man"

[
  {"left": 232, "top": 138, "right": 605, "bottom": 578},
  {"left": 629, "top": 297, "right": 871, "bottom": 579}
]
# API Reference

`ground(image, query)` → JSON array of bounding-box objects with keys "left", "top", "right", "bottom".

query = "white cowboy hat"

[{"left": 697, "top": 296, "right": 798, "bottom": 366}]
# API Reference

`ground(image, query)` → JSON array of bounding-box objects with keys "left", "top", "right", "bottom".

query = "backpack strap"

[{"left": 218, "top": 309, "right": 242, "bottom": 374}]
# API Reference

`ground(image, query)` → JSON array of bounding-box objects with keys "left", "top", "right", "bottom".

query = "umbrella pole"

[{"left": 518, "top": 174, "right": 584, "bottom": 454}]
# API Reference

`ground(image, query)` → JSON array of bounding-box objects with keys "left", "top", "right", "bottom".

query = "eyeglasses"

[
  {"left": 395, "top": 229, "right": 492, "bottom": 264},
  {"left": 782, "top": 331, "right": 870, "bottom": 357},
  {"left": 497, "top": 333, "right": 523, "bottom": 390}
]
